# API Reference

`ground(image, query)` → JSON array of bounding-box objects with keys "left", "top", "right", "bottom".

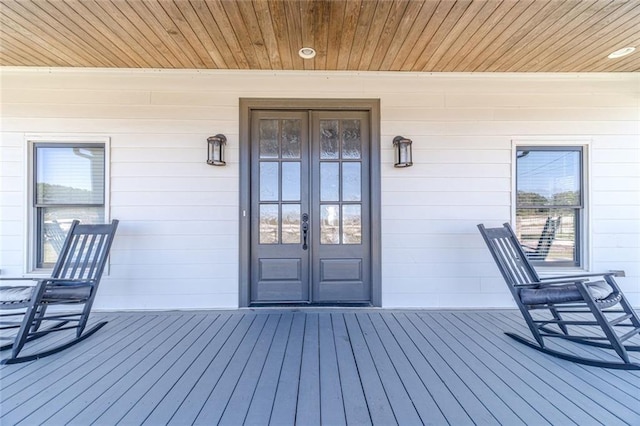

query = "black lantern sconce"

[
  {"left": 393, "top": 136, "right": 413, "bottom": 168},
  {"left": 207, "top": 134, "right": 227, "bottom": 166}
]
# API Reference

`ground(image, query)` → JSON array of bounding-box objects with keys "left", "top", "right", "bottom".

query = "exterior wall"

[{"left": 1, "top": 68, "right": 638, "bottom": 310}]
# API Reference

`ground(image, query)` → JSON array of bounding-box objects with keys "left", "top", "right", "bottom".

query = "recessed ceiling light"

[
  {"left": 608, "top": 47, "right": 635, "bottom": 59},
  {"left": 298, "top": 47, "right": 316, "bottom": 59}
]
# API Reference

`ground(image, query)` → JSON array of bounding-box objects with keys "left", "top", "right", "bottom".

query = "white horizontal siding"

[{"left": 0, "top": 68, "right": 638, "bottom": 309}]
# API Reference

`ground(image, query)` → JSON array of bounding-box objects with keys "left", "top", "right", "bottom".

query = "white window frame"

[
  {"left": 511, "top": 138, "right": 591, "bottom": 273},
  {"left": 24, "top": 135, "right": 111, "bottom": 275}
]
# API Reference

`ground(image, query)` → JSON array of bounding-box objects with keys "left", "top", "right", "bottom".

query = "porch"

[{"left": 1, "top": 309, "right": 639, "bottom": 425}]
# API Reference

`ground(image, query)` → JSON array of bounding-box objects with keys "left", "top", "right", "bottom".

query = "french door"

[{"left": 249, "top": 109, "right": 371, "bottom": 304}]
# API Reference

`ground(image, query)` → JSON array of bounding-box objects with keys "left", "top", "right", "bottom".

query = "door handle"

[{"left": 302, "top": 213, "right": 309, "bottom": 250}]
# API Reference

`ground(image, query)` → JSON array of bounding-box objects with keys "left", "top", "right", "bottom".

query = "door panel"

[
  {"left": 251, "top": 111, "right": 309, "bottom": 302},
  {"left": 250, "top": 109, "right": 370, "bottom": 304},
  {"left": 312, "top": 111, "right": 370, "bottom": 302}
]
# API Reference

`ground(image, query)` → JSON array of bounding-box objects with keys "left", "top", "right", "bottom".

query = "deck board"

[{"left": 1, "top": 309, "right": 638, "bottom": 425}]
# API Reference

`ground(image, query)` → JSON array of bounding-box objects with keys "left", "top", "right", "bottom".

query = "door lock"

[{"left": 302, "top": 213, "right": 309, "bottom": 250}]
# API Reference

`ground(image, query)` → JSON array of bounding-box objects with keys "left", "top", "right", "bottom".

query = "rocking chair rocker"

[
  {"left": 0, "top": 220, "right": 118, "bottom": 364},
  {"left": 478, "top": 223, "right": 640, "bottom": 370}
]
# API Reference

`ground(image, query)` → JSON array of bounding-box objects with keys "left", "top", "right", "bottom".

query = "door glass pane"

[
  {"left": 341, "top": 120, "right": 361, "bottom": 159},
  {"left": 260, "top": 204, "right": 279, "bottom": 244},
  {"left": 260, "top": 162, "right": 279, "bottom": 201},
  {"left": 320, "top": 120, "right": 339, "bottom": 159},
  {"left": 342, "top": 162, "right": 361, "bottom": 202},
  {"left": 342, "top": 205, "right": 361, "bottom": 244},
  {"left": 320, "top": 162, "right": 339, "bottom": 202},
  {"left": 281, "top": 119, "right": 301, "bottom": 159},
  {"left": 282, "top": 204, "right": 301, "bottom": 244},
  {"left": 36, "top": 146, "right": 105, "bottom": 205},
  {"left": 282, "top": 162, "right": 300, "bottom": 201},
  {"left": 259, "top": 119, "right": 279, "bottom": 158},
  {"left": 321, "top": 205, "right": 340, "bottom": 244}
]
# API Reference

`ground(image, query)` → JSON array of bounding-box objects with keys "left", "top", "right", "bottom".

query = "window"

[
  {"left": 515, "top": 146, "right": 584, "bottom": 267},
  {"left": 33, "top": 143, "right": 106, "bottom": 269}
]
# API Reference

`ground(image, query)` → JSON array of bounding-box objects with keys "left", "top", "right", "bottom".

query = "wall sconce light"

[
  {"left": 207, "top": 134, "right": 227, "bottom": 166},
  {"left": 393, "top": 136, "right": 413, "bottom": 168}
]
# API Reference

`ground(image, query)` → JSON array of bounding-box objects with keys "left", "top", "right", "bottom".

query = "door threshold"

[{"left": 249, "top": 302, "right": 373, "bottom": 309}]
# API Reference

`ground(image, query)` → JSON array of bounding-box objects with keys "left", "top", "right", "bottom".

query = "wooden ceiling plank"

[
  {"left": 169, "top": 0, "right": 228, "bottom": 68},
  {"left": 336, "top": 0, "right": 362, "bottom": 70},
  {"left": 324, "top": 0, "right": 346, "bottom": 70},
  {"left": 439, "top": 0, "right": 519, "bottom": 71},
  {"left": 0, "top": 5, "right": 90, "bottom": 66},
  {"left": 388, "top": 0, "right": 439, "bottom": 70},
  {"left": 283, "top": 0, "right": 305, "bottom": 70},
  {"left": 503, "top": 0, "right": 607, "bottom": 72},
  {"left": 0, "top": 25, "right": 73, "bottom": 66},
  {"left": 450, "top": 0, "right": 538, "bottom": 72},
  {"left": 266, "top": 0, "right": 293, "bottom": 69},
  {"left": 298, "top": 0, "right": 316, "bottom": 70},
  {"left": 347, "top": 0, "right": 381, "bottom": 70},
  {"left": 1, "top": 1, "right": 107, "bottom": 66},
  {"left": 484, "top": 0, "right": 587, "bottom": 72},
  {"left": 97, "top": 0, "right": 178, "bottom": 68},
  {"left": 217, "top": 0, "right": 262, "bottom": 69},
  {"left": 472, "top": 0, "right": 565, "bottom": 72},
  {"left": 378, "top": 0, "right": 426, "bottom": 70},
  {"left": 55, "top": 0, "right": 163, "bottom": 68},
  {"left": 367, "top": 0, "right": 412, "bottom": 71},
  {"left": 195, "top": 0, "right": 247, "bottom": 69},
  {"left": 253, "top": 0, "right": 284, "bottom": 69},
  {"left": 33, "top": 0, "right": 130, "bottom": 68},
  {"left": 591, "top": 33, "right": 640, "bottom": 71},
  {"left": 544, "top": 4, "right": 640, "bottom": 72},
  {"left": 398, "top": 0, "right": 456, "bottom": 71},
  {"left": 124, "top": 0, "right": 196, "bottom": 68},
  {"left": 142, "top": 0, "right": 209, "bottom": 68},
  {"left": 427, "top": 0, "right": 502, "bottom": 72},
  {"left": 232, "top": 0, "right": 274, "bottom": 69},
  {"left": 516, "top": 0, "right": 632, "bottom": 72},
  {"left": 412, "top": 0, "right": 474, "bottom": 71},
  {"left": 312, "top": 0, "right": 331, "bottom": 70},
  {"left": 0, "top": 33, "right": 48, "bottom": 66},
  {"left": 566, "top": 22, "right": 640, "bottom": 72},
  {"left": 357, "top": 0, "right": 396, "bottom": 70}
]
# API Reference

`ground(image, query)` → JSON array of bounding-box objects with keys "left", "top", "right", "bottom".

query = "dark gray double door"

[{"left": 250, "top": 110, "right": 371, "bottom": 304}]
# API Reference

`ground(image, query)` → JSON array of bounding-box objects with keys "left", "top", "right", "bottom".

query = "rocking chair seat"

[{"left": 519, "top": 281, "right": 614, "bottom": 306}]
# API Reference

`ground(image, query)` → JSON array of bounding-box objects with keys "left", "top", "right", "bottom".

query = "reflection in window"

[
  {"left": 259, "top": 204, "right": 279, "bottom": 244},
  {"left": 321, "top": 205, "right": 340, "bottom": 244},
  {"left": 342, "top": 205, "right": 361, "bottom": 244}
]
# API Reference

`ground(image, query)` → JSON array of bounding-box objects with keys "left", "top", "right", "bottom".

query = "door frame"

[{"left": 239, "top": 98, "right": 381, "bottom": 307}]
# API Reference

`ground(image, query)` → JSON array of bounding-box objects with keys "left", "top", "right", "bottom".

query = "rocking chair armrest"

[
  {"left": 540, "top": 272, "right": 616, "bottom": 281},
  {"left": 533, "top": 278, "right": 591, "bottom": 287},
  {"left": 0, "top": 277, "right": 41, "bottom": 281}
]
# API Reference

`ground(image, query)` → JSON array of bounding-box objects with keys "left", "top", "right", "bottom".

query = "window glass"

[
  {"left": 516, "top": 147, "right": 582, "bottom": 266},
  {"left": 34, "top": 143, "right": 105, "bottom": 268},
  {"left": 36, "top": 147, "right": 104, "bottom": 205}
]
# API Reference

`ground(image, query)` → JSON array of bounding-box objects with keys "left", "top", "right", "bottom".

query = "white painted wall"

[{"left": 1, "top": 68, "right": 638, "bottom": 309}]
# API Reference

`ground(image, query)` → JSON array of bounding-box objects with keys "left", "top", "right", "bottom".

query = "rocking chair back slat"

[{"left": 54, "top": 225, "right": 112, "bottom": 281}]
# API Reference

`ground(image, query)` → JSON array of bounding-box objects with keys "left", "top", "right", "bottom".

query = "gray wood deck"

[{"left": 1, "top": 310, "right": 639, "bottom": 425}]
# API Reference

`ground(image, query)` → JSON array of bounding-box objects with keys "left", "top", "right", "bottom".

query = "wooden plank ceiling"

[{"left": 1, "top": 0, "right": 639, "bottom": 72}]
